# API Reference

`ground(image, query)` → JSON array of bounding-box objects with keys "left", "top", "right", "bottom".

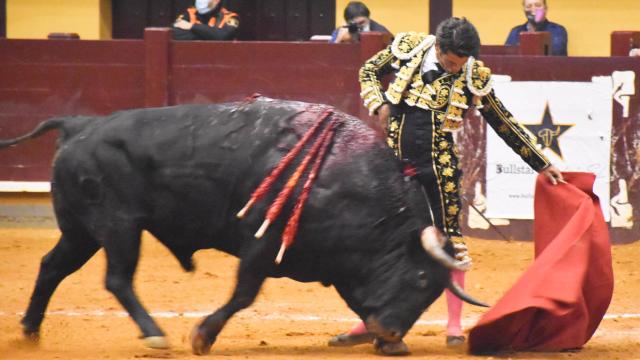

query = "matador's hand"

[
  {"left": 541, "top": 165, "right": 566, "bottom": 185},
  {"left": 174, "top": 19, "right": 193, "bottom": 30},
  {"left": 377, "top": 103, "right": 391, "bottom": 136}
]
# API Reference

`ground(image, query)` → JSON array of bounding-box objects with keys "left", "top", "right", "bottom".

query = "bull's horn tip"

[{"left": 254, "top": 219, "right": 270, "bottom": 238}]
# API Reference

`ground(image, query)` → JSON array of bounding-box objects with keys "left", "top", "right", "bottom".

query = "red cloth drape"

[{"left": 468, "top": 172, "right": 613, "bottom": 353}]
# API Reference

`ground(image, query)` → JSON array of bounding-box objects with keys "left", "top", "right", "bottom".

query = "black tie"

[{"left": 422, "top": 63, "right": 445, "bottom": 84}]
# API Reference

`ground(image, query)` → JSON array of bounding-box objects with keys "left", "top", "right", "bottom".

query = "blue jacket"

[{"left": 505, "top": 20, "right": 568, "bottom": 56}]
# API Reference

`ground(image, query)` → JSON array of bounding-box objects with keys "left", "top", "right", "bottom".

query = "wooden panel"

[
  {"left": 147, "top": 0, "right": 174, "bottom": 27},
  {"left": 429, "top": 0, "right": 452, "bottom": 34},
  {"left": 285, "top": 0, "right": 309, "bottom": 41},
  {"left": 169, "top": 41, "right": 361, "bottom": 113},
  {"left": 309, "top": 0, "right": 335, "bottom": 38},
  {"left": 233, "top": 0, "right": 257, "bottom": 40},
  {"left": 258, "top": 0, "right": 286, "bottom": 40},
  {"left": 112, "top": 0, "right": 149, "bottom": 39},
  {"left": 0, "top": 39, "right": 143, "bottom": 64},
  {"left": 0, "top": 0, "right": 5, "bottom": 38},
  {"left": 0, "top": 38, "right": 146, "bottom": 181}
]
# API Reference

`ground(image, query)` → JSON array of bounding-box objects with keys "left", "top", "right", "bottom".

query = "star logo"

[{"left": 524, "top": 102, "right": 573, "bottom": 160}]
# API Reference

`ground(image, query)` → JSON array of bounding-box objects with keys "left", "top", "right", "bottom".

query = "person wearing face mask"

[
  {"left": 172, "top": 0, "right": 239, "bottom": 41},
  {"left": 505, "top": 0, "right": 567, "bottom": 56},
  {"left": 328, "top": 17, "right": 565, "bottom": 354},
  {"left": 330, "top": 1, "right": 391, "bottom": 44}
]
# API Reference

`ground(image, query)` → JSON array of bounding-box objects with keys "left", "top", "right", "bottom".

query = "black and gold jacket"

[{"left": 359, "top": 32, "right": 551, "bottom": 172}]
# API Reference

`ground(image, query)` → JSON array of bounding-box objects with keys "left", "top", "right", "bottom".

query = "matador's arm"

[
  {"left": 481, "top": 91, "right": 551, "bottom": 171},
  {"left": 358, "top": 46, "right": 396, "bottom": 115}
]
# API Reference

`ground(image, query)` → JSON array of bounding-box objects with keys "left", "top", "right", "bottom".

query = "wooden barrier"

[
  {"left": 519, "top": 31, "right": 551, "bottom": 56},
  {"left": 0, "top": 29, "right": 638, "bottom": 242},
  {"left": 0, "top": 28, "right": 388, "bottom": 182},
  {"left": 611, "top": 31, "right": 640, "bottom": 56}
]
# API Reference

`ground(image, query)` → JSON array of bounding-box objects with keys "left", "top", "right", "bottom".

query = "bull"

[{"left": 0, "top": 97, "right": 485, "bottom": 355}]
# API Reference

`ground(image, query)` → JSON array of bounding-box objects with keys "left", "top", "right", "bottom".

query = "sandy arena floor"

[{"left": 1, "top": 228, "right": 638, "bottom": 359}]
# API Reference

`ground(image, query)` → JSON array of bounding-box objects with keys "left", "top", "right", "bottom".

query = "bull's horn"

[
  {"left": 447, "top": 278, "right": 489, "bottom": 307},
  {"left": 420, "top": 227, "right": 471, "bottom": 272}
]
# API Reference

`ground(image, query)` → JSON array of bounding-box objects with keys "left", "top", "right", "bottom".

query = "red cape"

[{"left": 468, "top": 172, "right": 613, "bottom": 353}]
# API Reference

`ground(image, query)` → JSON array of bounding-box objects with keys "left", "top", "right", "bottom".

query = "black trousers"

[{"left": 389, "top": 107, "right": 463, "bottom": 237}]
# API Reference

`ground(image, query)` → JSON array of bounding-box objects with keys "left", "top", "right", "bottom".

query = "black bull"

[{"left": 0, "top": 97, "right": 486, "bottom": 355}]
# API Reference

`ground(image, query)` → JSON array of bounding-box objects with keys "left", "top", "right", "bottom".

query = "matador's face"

[{"left": 435, "top": 44, "right": 469, "bottom": 74}]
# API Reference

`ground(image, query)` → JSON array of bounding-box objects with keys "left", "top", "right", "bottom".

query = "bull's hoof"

[
  {"left": 144, "top": 336, "right": 169, "bottom": 349},
  {"left": 374, "top": 338, "right": 410, "bottom": 356},
  {"left": 191, "top": 326, "right": 214, "bottom": 355},
  {"left": 328, "top": 332, "right": 375, "bottom": 347},
  {"left": 22, "top": 328, "right": 40, "bottom": 342}
]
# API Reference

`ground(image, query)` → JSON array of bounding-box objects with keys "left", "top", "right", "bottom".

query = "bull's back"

[{"left": 51, "top": 98, "right": 406, "bottom": 267}]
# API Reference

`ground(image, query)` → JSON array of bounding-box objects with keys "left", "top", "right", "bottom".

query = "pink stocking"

[
  {"left": 346, "top": 320, "right": 368, "bottom": 335},
  {"left": 445, "top": 269, "right": 465, "bottom": 336}
]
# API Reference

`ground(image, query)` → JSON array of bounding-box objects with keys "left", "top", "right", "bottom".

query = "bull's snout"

[{"left": 365, "top": 315, "right": 404, "bottom": 343}]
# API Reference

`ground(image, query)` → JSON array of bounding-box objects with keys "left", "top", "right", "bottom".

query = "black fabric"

[
  {"left": 398, "top": 109, "right": 448, "bottom": 233},
  {"left": 421, "top": 63, "right": 445, "bottom": 84}
]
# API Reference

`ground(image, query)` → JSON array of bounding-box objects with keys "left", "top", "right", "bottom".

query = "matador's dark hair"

[{"left": 436, "top": 17, "right": 481, "bottom": 58}]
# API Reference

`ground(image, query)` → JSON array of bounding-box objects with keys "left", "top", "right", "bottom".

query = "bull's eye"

[{"left": 416, "top": 270, "right": 429, "bottom": 289}]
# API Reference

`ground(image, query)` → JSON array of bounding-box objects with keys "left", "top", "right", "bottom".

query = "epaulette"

[
  {"left": 465, "top": 57, "right": 493, "bottom": 96},
  {"left": 390, "top": 32, "right": 435, "bottom": 60}
]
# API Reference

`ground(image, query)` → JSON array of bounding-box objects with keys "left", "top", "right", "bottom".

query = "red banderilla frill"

[
  {"left": 254, "top": 116, "right": 338, "bottom": 239},
  {"left": 275, "top": 119, "right": 340, "bottom": 264},
  {"left": 236, "top": 109, "right": 333, "bottom": 218}
]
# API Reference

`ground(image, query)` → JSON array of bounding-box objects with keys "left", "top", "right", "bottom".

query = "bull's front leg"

[{"left": 191, "top": 250, "right": 267, "bottom": 355}]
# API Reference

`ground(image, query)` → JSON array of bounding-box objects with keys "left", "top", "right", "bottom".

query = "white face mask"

[{"left": 195, "top": 0, "right": 211, "bottom": 14}]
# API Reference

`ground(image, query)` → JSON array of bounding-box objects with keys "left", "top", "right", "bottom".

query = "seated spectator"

[
  {"left": 505, "top": 0, "right": 567, "bottom": 55},
  {"left": 172, "top": 0, "right": 239, "bottom": 41},
  {"left": 330, "top": 1, "right": 392, "bottom": 44}
]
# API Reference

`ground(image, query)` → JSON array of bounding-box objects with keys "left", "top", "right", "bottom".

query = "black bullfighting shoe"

[
  {"left": 446, "top": 335, "right": 466, "bottom": 347},
  {"left": 327, "top": 332, "right": 375, "bottom": 346}
]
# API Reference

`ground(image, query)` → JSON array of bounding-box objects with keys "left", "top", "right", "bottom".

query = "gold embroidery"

[
  {"left": 438, "top": 153, "right": 451, "bottom": 165},
  {"left": 442, "top": 167, "right": 454, "bottom": 177},
  {"left": 520, "top": 146, "right": 531, "bottom": 157},
  {"left": 447, "top": 204, "right": 459, "bottom": 215},
  {"left": 444, "top": 182, "right": 456, "bottom": 192}
]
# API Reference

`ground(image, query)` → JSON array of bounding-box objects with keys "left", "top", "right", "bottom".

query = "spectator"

[
  {"left": 630, "top": 48, "right": 640, "bottom": 57},
  {"left": 330, "top": 1, "right": 392, "bottom": 44},
  {"left": 505, "top": 0, "right": 567, "bottom": 55},
  {"left": 172, "top": 0, "right": 239, "bottom": 41}
]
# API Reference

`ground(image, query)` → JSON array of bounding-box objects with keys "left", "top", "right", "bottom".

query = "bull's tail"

[{"left": 0, "top": 116, "right": 90, "bottom": 149}]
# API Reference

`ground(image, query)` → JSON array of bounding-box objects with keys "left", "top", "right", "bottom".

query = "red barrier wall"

[
  {"left": 0, "top": 29, "right": 381, "bottom": 181},
  {"left": 0, "top": 39, "right": 145, "bottom": 180},
  {"left": 0, "top": 29, "right": 638, "bottom": 242}
]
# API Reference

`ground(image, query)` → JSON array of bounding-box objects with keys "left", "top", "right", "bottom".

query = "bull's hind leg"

[
  {"left": 191, "top": 252, "right": 267, "bottom": 355},
  {"left": 22, "top": 230, "right": 100, "bottom": 340},
  {"left": 101, "top": 224, "right": 169, "bottom": 349}
]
